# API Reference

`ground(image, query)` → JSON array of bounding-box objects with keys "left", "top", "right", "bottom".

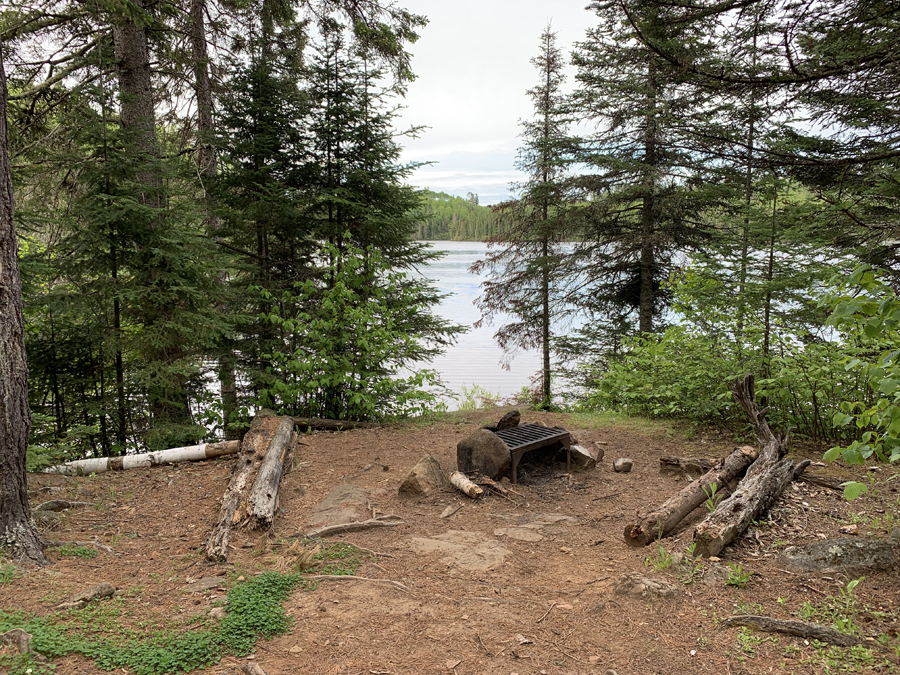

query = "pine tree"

[{"left": 0, "top": 46, "right": 46, "bottom": 564}]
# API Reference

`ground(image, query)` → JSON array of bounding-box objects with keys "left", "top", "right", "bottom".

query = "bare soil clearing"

[{"left": 5, "top": 409, "right": 900, "bottom": 675}]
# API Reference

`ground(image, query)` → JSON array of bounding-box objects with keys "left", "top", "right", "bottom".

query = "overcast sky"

[{"left": 394, "top": 1, "right": 596, "bottom": 205}]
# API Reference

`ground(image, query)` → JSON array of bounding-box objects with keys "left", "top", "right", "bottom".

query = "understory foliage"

[
  {"left": 0, "top": 572, "right": 306, "bottom": 675},
  {"left": 257, "top": 239, "right": 456, "bottom": 420}
]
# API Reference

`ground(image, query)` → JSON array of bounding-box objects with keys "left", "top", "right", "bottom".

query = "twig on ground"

[
  {"left": 591, "top": 493, "right": 620, "bottom": 501},
  {"left": 303, "top": 574, "right": 410, "bottom": 593},
  {"left": 536, "top": 602, "right": 556, "bottom": 624}
]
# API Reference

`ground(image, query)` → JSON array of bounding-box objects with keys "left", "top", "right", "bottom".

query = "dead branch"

[
  {"left": 303, "top": 515, "right": 403, "bottom": 539},
  {"left": 721, "top": 615, "right": 893, "bottom": 652}
]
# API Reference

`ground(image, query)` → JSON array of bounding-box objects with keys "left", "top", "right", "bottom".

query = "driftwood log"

[
  {"left": 44, "top": 440, "right": 240, "bottom": 475},
  {"left": 293, "top": 417, "right": 377, "bottom": 431},
  {"left": 661, "top": 456, "right": 842, "bottom": 492},
  {"left": 240, "top": 416, "right": 294, "bottom": 529},
  {"left": 205, "top": 414, "right": 294, "bottom": 562},
  {"left": 624, "top": 445, "right": 758, "bottom": 547},
  {"left": 693, "top": 375, "right": 811, "bottom": 557}
]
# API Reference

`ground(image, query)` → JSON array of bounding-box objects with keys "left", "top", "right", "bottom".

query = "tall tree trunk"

[
  {"left": 189, "top": 0, "right": 239, "bottom": 439},
  {"left": 0, "top": 46, "right": 47, "bottom": 565},
  {"left": 113, "top": 0, "right": 159, "bottom": 200},
  {"left": 114, "top": 1, "right": 194, "bottom": 447},
  {"left": 639, "top": 63, "right": 658, "bottom": 335}
]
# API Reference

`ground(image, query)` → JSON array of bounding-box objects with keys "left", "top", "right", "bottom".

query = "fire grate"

[{"left": 493, "top": 423, "right": 572, "bottom": 484}]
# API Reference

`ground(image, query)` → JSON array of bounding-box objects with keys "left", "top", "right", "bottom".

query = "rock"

[
  {"left": 457, "top": 429, "right": 511, "bottom": 481},
  {"left": 571, "top": 444, "right": 600, "bottom": 472},
  {"left": 210, "top": 606, "right": 228, "bottom": 620},
  {"left": 182, "top": 577, "right": 225, "bottom": 593},
  {"left": 496, "top": 410, "right": 521, "bottom": 431},
  {"left": 613, "top": 458, "right": 633, "bottom": 473},
  {"left": 398, "top": 455, "right": 453, "bottom": 496},
  {"left": 891, "top": 527, "right": 900, "bottom": 543},
  {"left": 779, "top": 537, "right": 898, "bottom": 573},
  {"left": 613, "top": 572, "right": 678, "bottom": 600},
  {"left": 241, "top": 664, "right": 269, "bottom": 675},
  {"left": 56, "top": 582, "right": 116, "bottom": 610},
  {"left": 0, "top": 629, "right": 48, "bottom": 663},
  {"left": 307, "top": 484, "right": 371, "bottom": 528}
]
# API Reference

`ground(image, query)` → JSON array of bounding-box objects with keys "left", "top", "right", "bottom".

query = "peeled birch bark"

[
  {"left": 693, "top": 375, "right": 811, "bottom": 557},
  {"left": 449, "top": 471, "right": 484, "bottom": 498},
  {"left": 205, "top": 414, "right": 285, "bottom": 562},
  {"left": 241, "top": 416, "right": 294, "bottom": 529},
  {"left": 624, "top": 445, "right": 758, "bottom": 547},
  {"left": 45, "top": 440, "right": 240, "bottom": 475}
]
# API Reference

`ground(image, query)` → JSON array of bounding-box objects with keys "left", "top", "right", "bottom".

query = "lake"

[{"left": 418, "top": 240, "right": 543, "bottom": 408}]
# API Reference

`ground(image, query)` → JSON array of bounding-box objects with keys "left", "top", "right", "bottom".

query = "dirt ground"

[{"left": 4, "top": 409, "right": 900, "bottom": 675}]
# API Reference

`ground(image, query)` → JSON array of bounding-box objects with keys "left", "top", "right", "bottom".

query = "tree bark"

[
  {"left": 693, "top": 374, "right": 810, "bottom": 557},
  {"left": 113, "top": 0, "right": 159, "bottom": 197},
  {"left": 624, "top": 445, "right": 758, "bottom": 547},
  {"left": 0, "top": 47, "right": 47, "bottom": 565}
]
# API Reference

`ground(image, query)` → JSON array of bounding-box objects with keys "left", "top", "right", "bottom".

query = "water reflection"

[{"left": 418, "top": 241, "right": 542, "bottom": 408}]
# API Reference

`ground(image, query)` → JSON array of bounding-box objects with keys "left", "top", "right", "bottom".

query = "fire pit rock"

[{"left": 457, "top": 429, "right": 511, "bottom": 481}]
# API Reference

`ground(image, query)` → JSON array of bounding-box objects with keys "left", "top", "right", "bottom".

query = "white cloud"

[{"left": 395, "top": 1, "right": 593, "bottom": 204}]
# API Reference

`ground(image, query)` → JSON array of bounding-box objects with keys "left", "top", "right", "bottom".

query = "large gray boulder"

[
  {"left": 399, "top": 454, "right": 452, "bottom": 496},
  {"left": 457, "top": 429, "right": 511, "bottom": 481},
  {"left": 779, "top": 537, "right": 898, "bottom": 573}
]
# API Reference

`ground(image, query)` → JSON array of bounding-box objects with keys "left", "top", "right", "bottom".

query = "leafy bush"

[{"left": 823, "top": 266, "right": 900, "bottom": 498}]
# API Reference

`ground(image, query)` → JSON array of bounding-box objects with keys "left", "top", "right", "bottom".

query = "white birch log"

[
  {"left": 44, "top": 440, "right": 240, "bottom": 475},
  {"left": 449, "top": 471, "right": 484, "bottom": 499}
]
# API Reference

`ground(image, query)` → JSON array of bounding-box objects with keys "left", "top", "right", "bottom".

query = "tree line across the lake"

[{"left": 2, "top": 0, "right": 900, "bottom": 495}]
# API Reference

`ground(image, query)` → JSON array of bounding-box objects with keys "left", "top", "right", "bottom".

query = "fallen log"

[
  {"left": 450, "top": 471, "right": 484, "bottom": 498},
  {"left": 661, "top": 456, "right": 841, "bottom": 492},
  {"left": 205, "top": 414, "right": 292, "bottom": 562},
  {"left": 240, "top": 417, "right": 295, "bottom": 529},
  {"left": 44, "top": 440, "right": 240, "bottom": 475},
  {"left": 624, "top": 446, "right": 758, "bottom": 547},
  {"left": 292, "top": 417, "right": 377, "bottom": 431},
  {"left": 693, "top": 375, "right": 811, "bottom": 557},
  {"left": 720, "top": 615, "right": 883, "bottom": 650}
]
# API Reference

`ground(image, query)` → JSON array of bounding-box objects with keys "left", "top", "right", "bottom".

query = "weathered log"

[
  {"left": 241, "top": 417, "right": 294, "bottom": 529},
  {"left": 720, "top": 615, "right": 877, "bottom": 649},
  {"left": 44, "top": 439, "right": 240, "bottom": 475},
  {"left": 624, "top": 446, "right": 758, "bottom": 547},
  {"left": 292, "top": 417, "right": 377, "bottom": 431},
  {"left": 449, "top": 471, "right": 484, "bottom": 498},
  {"left": 693, "top": 375, "right": 811, "bottom": 557},
  {"left": 205, "top": 414, "right": 286, "bottom": 562},
  {"left": 661, "top": 456, "right": 840, "bottom": 491}
]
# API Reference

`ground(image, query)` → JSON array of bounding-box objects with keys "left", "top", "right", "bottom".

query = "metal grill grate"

[{"left": 493, "top": 423, "right": 572, "bottom": 484}]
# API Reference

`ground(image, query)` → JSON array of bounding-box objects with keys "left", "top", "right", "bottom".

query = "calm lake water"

[{"left": 419, "top": 241, "right": 542, "bottom": 407}]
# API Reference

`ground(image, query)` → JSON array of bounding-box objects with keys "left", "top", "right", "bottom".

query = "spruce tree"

[
  {"left": 570, "top": 0, "right": 716, "bottom": 338},
  {"left": 472, "top": 25, "right": 577, "bottom": 408}
]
